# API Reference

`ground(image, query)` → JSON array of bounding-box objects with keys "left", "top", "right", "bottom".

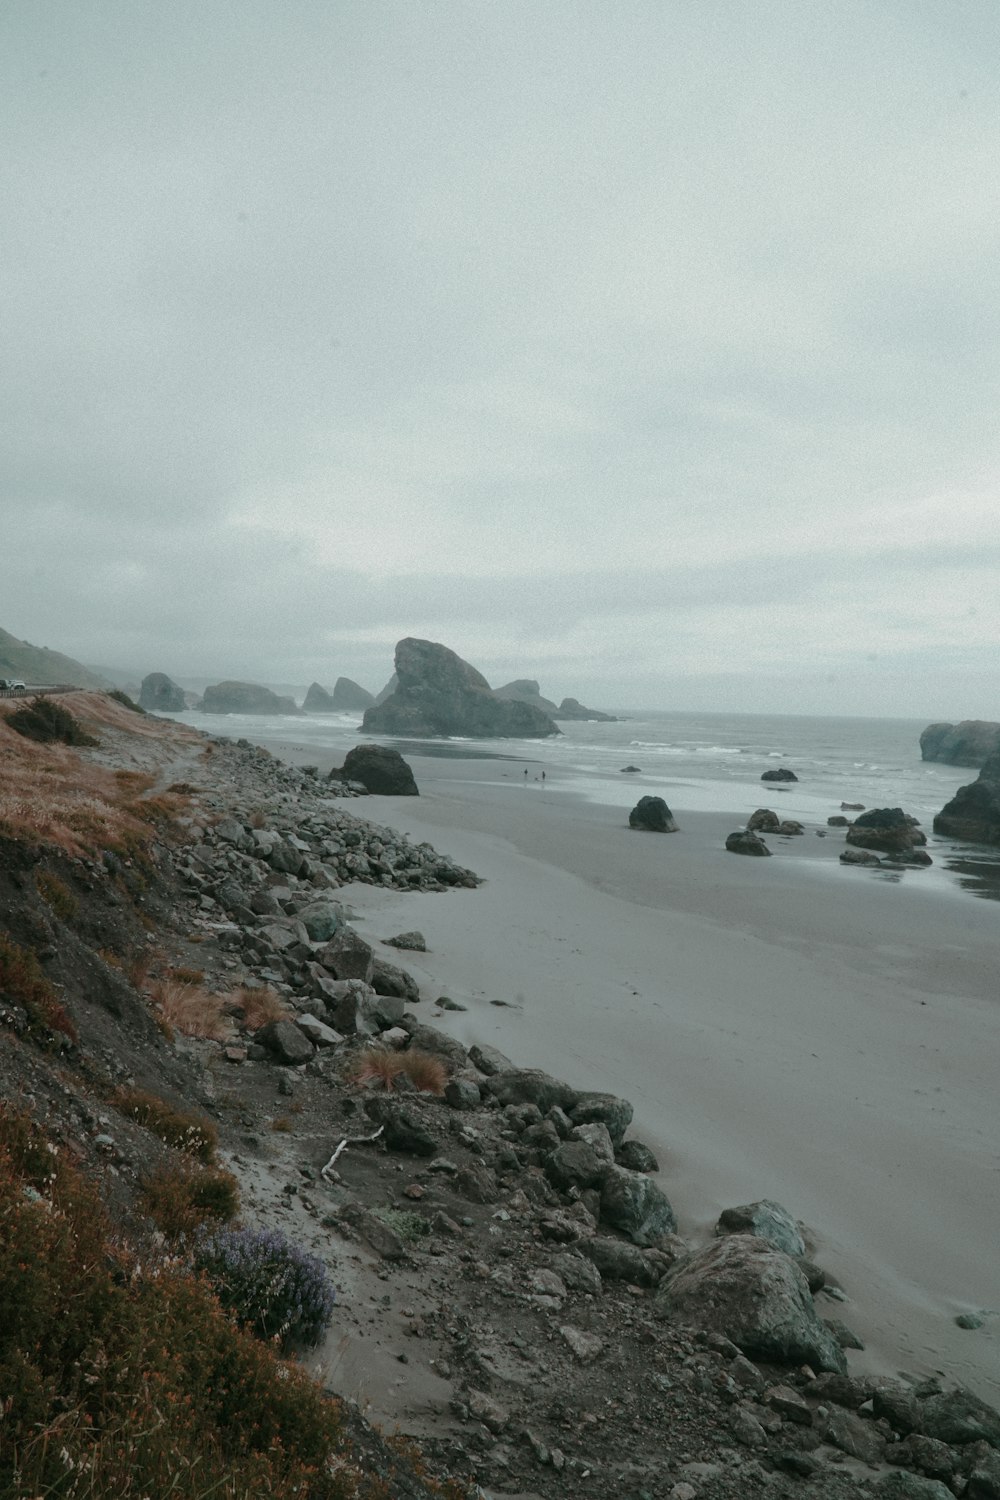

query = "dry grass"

[
  {"left": 352, "top": 1047, "right": 448, "bottom": 1095},
  {"left": 112, "top": 1086, "right": 218, "bottom": 1163},
  {"left": 148, "top": 977, "right": 233, "bottom": 1042},
  {"left": 231, "top": 984, "right": 290, "bottom": 1032}
]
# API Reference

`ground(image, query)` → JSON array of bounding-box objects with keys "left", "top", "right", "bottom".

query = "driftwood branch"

[{"left": 320, "top": 1125, "right": 384, "bottom": 1182}]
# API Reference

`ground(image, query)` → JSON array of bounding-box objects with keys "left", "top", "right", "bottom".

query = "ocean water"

[{"left": 178, "top": 704, "right": 972, "bottom": 825}]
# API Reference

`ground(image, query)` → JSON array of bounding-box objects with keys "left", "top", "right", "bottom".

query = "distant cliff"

[
  {"left": 494, "top": 679, "right": 617, "bottom": 722},
  {"left": 0, "top": 625, "right": 108, "bottom": 689},
  {"left": 362, "top": 639, "right": 559, "bottom": 739},
  {"left": 920, "top": 720, "right": 1000, "bottom": 766}
]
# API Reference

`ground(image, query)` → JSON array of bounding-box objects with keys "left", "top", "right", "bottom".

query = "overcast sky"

[{"left": 2, "top": 2, "right": 998, "bottom": 715}]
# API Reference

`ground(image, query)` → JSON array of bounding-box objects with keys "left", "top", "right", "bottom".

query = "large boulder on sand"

[
  {"left": 628, "top": 796, "right": 677, "bottom": 832},
  {"left": 847, "top": 807, "right": 925, "bottom": 855},
  {"left": 362, "top": 638, "right": 559, "bottom": 739},
  {"left": 934, "top": 753, "right": 1000, "bottom": 846},
  {"left": 747, "top": 808, "right": 780, "bottom": 832},
  {"left": 199, "top": 680, "right": 303, "bottom": 716},
  {"left": 920, "top": 720, "right": 1000, "bottom": 766},
  {"left": 726, "top": 829, "right": 771, "bottom": 856},
  {"left": 655, "top": 1234, "right": 847, "bottom": 1373},
  {"left": 139, "top": 672, "right": 186, "bottom": 712},
  {"left": 331, "top": 744, "right": 419, "bottom": 795}
]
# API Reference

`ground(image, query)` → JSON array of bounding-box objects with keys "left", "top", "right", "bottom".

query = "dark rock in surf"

[
  {"left": 628, "top": 796, "right": 677, "bottom": 832},
  {"left": 747, "top": 809, "right": 779, "bottom": 832},
  {"left": 934, "top": 753, "right": 1000, "bottom": 846},
  {"left": 199, "top": 680, "right": 304, "bottom": 716},
  {"left": 556, "top": 697, "right": 617, "bottom": 722},
  {"left": 761, "top": 767, "right": 798, "bottom": 782},
  {"left": 726, "top": 830, "right": 771, "bottom": 856},
  {"left": 847, "top": 807, "right": 925, "bottom": 855}
]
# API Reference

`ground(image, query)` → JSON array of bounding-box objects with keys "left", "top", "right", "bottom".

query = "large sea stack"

[
  {"left": 934, "top": 752, "right": 1000, "bottom": 845},
  {"left": 199, "top": 681, "right": 304, "bottom": 716},
  {"left": 362, "top": 638, "right": 559, "bottom": 739},
  {"left": 919, "top": 720, "right": 1000, "bottom": 766},
  {"left": 139, "top": 672, "right": 186, "bottom": 712},
  {"left": 332, "top": 676, "right": 375, "bottom": 710}
]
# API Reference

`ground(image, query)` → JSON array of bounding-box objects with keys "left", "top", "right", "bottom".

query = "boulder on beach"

[
  {"left": 139, "top": 671, "right": 186, "bottom": 713},
  {"left": 330, "top": 744, "right": 419, "bottom": 795},
  {"left": 332, "top": 676, "right": 375, "bottom": 710},
  {"left": 655, "top": 1234, "right": 847, "bottom": 1373},
  {"left": 621, "top": 765, "right": 642, "bottom": 773},
  {"left": 747, "top": 808, "right": 779, "bottom": 832},
  {"left": 199, "top": 680, "right": 304, "bottom": 716},
  {"left": 841, "top": 847, "right": 881, "bottom": 867},
  {"left": 920, "top": 720, "right": 1000, "bottom": 766},
  {"left": 934, "top": 753, "right": 1000, "bottom": 846},
  {"left": 362, "top": 638, "right": 560, "bottom": 739},
  {"left": 761, "top": 767, "right": 798, "bottom": 782},
  {"left": 847, "top": 807, "right": 925, "bottom": 855},
  {"left": 726, "top": 829, "right": 771, "bottom": 856},
  {"left": 628, "top": 796, "right": 677, "bottom": 832},
  {"left": 716, "top": 1199, "right": 806, "bottom": 1258}
]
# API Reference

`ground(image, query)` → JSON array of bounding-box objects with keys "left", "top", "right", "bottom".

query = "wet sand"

[{"left": 262, "top": 739, "right": 1000, "bottom": 1401}]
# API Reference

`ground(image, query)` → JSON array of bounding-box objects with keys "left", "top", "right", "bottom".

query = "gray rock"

[
  {"left": 599, "top": 1165, "right": 676, "bottom": 1246},
  {"left": 294, "top": 1014, "right": 343, "bottom": 1048},
  {"left": 269, "top": 840, "right": 306, "bottom": 876},
  {"left": 331, "top": 744, "right": 419, "bottom": 796},
  {"left": 628, "top": 796, "right": 678, "bottom": 832},
  {"left": 371, "top": 957, "right": 420, "bottom": 1003},
  {"left": 329, "top": 980, "right": 402, "bottom": 1035},
  {"left": 968, "top": 1449, "right": 1000, "bottom": 1498},
  {"left": 363, "top": 1096, "right": 439, "bottom": 1156},
  {"left": 469, "top": 1042, "right": 514, "bottom": 1077},
  {"left": 256, "top": 1019, "right": 315, "bottom": 1066},
  {"left": 716, "top": 1200, "right": 806, "bottom": 1258},
  {"left": 408, "top": 1023, "right": 468, "bottom": 1068},
  {"left": 841, "top": 846, "right": 882, "bottom": 866},
  {"left": 317, "top": 928, "right": 375, "bottom": 983},
  {"left": 559, "top": 1324, "right": 604, "bottom": 1362},
  {"left": 139, "top": 671, "right": 186, "bottom": 712},
  {"left": 385, "top": 930, "right": 427, "bottom": 951},
  {"left": 444, "top": 1078, "right": 481, "bottom": 1110},
  {"left": 747, "top": 809, "right": 780, "bottom": 832},
  {"left": 569, "top": 1091, "right": 634, "bottom": 1146},
  {"left": 871, "top": 1473, "right": 955, "bottom": 1500},
  {"left": 920, "top": 1387, "right": 1000, "bottom": 1448},
  {"left": 615, "top": 1139, "right": 659, "bottom": 1173},
  {"left": 934, "top": 753, "right": 1000, "bottom": 846},
  {"left": 886, "top": 1434, "right": 959, "bottom": 1481},
  {"left": 761, "top": 767, "right": 798, "bottom": 782},
  {"left": 570, "top": 1121, "right": 615, "bottom": 1163},
  {"left": 550, "top": 1251, "right": 602, "bottom": 1295},
  {"left": 655, "top": 1234, "right": 846, "bottom": 1373},
  {"left": 332, "top": 676, "right": 375, "bottom": 711},
  {"left": 726, "top": 829, "right": 771, "bottom": 856},
  {"left": 487, "top": 1069, "right": 579, "bottom": 1114},
  {"left": 545, "top": 1140, "right": 607, "bottom": 1192},
  {"left": 821, "top": 1406, "right": 884, "bottom": 1463},
  {"left": 920, "top": 719, "right": 1000, "bottom": 766},
  {"left": 200, "top": 680, "right": 303, "bottom": 715},
  {"left": 297, "top": 900, "right": 343, "bottom": 942},
  {"left": 582, "top": 1236, "right": 665, "bottom": 1286}
]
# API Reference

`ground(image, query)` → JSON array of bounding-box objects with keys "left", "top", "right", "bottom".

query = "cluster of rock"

[
  {"left": 841, "top": 809, "right": 931, "bottom": 869},
  {"left": 363, "top": 639, "right": 560, "bottom": 739},
  {"left": 199, "top": 680, "right": 304, "bottom": 716},
  {"left": 725, "top": 810, "right": 805, "bottom": 857},
  {"left": 934, "top": 753, "right": 1000, "bottom": 847},
  {"left": 303, "top": 678, "right": 375, "bottom": 712},
  {"left": 171, "top": 739, "right": 476, "bottom": 997},
  {"left": 494, "top": 680, "right": 617, "bottom": 722},
  {"left": 920, "top": 720, "right": 1000, "bottom": 767}
]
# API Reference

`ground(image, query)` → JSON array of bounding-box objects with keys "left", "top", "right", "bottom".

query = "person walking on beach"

[{"left": 524, "top": 768, "right": 529, "bottom": 781}]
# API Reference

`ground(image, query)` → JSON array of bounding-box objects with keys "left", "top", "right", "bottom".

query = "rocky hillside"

[
  {"left": 1, "top": 693, "right": 998, "bottom": 1500},
  {"left": 0, "top": 622, "right": 109, "bottom": 688}
]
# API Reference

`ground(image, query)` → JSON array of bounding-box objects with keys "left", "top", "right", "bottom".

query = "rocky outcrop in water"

[
  {"left": 846, "top": 807, "right": 926, "bottom": 855},
  {"left": 139, "top": 672, "right": 186, "bottom": 712},
  {"left": 762, "top": 767, "right": 798, "bottom": 782},
  {"left": 934, "top": 754, "right": 1000, "bottom": 845},
  {"left": 303, "top": 681, "right": 337, "bottom": 712},
  {"left": 920, "top": 720, "right": 1000, "bottom": 766},
  {"left": 556, "top": 697, "right": 617, "bottom": 722},
  {"left": 198, "top": 681, "right": 304, "bottom": 716},
  {"left": 332, "top": 677, "right": 375, "bottom": 710},
  {"left": 494, "top": 679, "right": 560, "bottom": 713},
  {"left": 362, "top": 639, "right": 559, "bottom": 739}
]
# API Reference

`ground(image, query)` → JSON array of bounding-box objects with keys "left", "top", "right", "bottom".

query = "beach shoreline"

[{"left": 242, "top": 734, "right": 1000, "bottom": 1403}]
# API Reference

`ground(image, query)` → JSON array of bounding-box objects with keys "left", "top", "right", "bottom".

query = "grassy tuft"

[
  {"left": 108, "top": 688, "right": 146, "bottom": 713},
  {"left": 112, "top": 1086, "right": 218, "bottom": 1163},
  {"left": 352, "top": 1047, "right": 447, "bottom": 1095},
  {"left": 148, "top": 976, "right": 233, "bottom": 1042},
  {"left": 0, "top": 934, "right": 78, "bottom": 1047},
  {"left": 232, "top": 984, "right": 289, "bottom": 1032},
  {"left": 140, "top": 1160, "right": 241, "bottom": 1241},
  {"left": 36, "top": 868, "right": 79, "bottom": 921}
]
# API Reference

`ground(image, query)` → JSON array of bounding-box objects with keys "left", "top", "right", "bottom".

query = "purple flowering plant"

[{"left": 192, "top": 1223, "right": 336, "bottom": 1350}]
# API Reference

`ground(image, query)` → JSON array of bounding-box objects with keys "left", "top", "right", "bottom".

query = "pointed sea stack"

[{"left": 362, "top": 638, "right": 559, "bottom": 739}]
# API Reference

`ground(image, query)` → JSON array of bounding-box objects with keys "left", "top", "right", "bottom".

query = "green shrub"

[
  {"left": 36, "top": 868, "right": 79, "bottom": 921},
  {"left": 108, "top": 688, "right": 146, "bottom": 713},
  {"left": 112, "top": 1086, "right": 218, "bottom": 1163},
  {"left": 6, "top": 695, "right": 98, "bottom": 746},
  {"left": 0, "top": 933, "right": 78, "bottom": 1046}
]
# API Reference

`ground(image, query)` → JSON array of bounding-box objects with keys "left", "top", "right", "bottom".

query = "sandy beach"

[{"left": 256, "top": 737, "right": 1000, "bottom": 1405}]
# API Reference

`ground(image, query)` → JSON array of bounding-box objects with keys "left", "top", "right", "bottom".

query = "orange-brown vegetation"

[
  {"left": 231, "top": 983, "right": 289, "bottom": 1032},
  {"left": 139, "top": 1159, "right": 241, "bottom": 1240},
  {"left": 148, "top": 976, "right": 233, "bottom": 1042},
  {"left": 111, "top": 1086, "right": 218, "bottom": 1163},
  {"left": 0, "top": 934, "right": 78, "bottom": 1047},
  {"left": 352, "top": 1046, "right": 448, "bottom": 1095}
]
